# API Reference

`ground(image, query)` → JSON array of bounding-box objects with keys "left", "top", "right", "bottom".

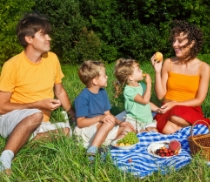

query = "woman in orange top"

[{"left": 151, "top": 20, "right": 210, "bottom": 134}]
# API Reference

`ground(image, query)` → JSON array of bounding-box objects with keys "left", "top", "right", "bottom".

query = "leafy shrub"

[
  {"left": 69, "top": 27, "right": 102, "bottom": 63},
  {"left": 0, "top": 0, "right": 35, "bottom": 67},
  {"left": 34, "top": 0, "right": 103, "bottom": 64},
  {"left": 2, "top": 0, "right": 210, "bottom": 65}
]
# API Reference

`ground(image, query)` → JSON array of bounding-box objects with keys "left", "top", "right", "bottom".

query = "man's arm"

[
  {"left": 0, "top": 91, "right": 35, "bottom": 114},
  {"left": 54, "top": 83, "right": 75, "bottom": 120},
  {"left": 0, "top": 91, "right": 62, "bottom": 115}
]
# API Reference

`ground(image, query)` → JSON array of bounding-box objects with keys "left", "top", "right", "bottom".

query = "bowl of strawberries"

[{"left": 147, "top": 140, "right": 181, "bottom": 158}]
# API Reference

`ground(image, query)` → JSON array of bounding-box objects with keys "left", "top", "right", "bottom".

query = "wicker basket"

[{"left": 188, "top": 120, "right": 210, "bottom": 161}]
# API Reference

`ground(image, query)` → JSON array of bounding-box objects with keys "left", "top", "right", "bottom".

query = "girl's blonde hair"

[{"left": 114, "top": 58, "right": 138, "bottom": 98}]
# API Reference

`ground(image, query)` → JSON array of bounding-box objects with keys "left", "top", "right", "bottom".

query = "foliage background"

[
  {"left": 0, "top": 1, "right": 210, "bottom": 181},
  {"left": 1, "top": 0, "right": 210, "bottom": 65}
]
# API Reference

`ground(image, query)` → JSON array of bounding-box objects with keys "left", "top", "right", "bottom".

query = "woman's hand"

[
  {"left": 155, "top": 107, "right": 164, "bottom": 114},
  {"left": 160, "top": 101, "right": 177, "bottom": 113},
  {"left": 151, "top": 54, "right": 163, "bottom": 73}
]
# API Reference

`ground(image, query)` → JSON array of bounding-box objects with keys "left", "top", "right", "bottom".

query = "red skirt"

[{"left": 154, "top": 105, "right": 210, "bottom": 133}]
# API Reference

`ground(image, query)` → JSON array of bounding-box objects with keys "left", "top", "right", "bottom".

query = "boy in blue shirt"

[{"left": 74, "top": 60, "right": 134, "bottom": 160}]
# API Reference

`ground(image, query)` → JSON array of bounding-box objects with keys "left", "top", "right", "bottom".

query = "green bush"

[
  {"left": 34, "top": 0, "right": 103, "bottom": 64},
  {"left": 70, "top": 27, "right": 102, "bottom": 63},
  {"left": 0, "top": 0, "right": 35, "bottom": 66},
  {"left": 1, "top": 0, "right": 210, "bottom": 65}
]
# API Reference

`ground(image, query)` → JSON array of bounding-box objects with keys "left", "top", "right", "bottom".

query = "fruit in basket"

[
  {"left": 154, "top": 52, "right": 163, "bottom": 63},
  {"left": 169, "top": 140, "right": 181, "bottom": 154},
  {"left": 116, "top": 132, "right": 139, "bottom": 146}
]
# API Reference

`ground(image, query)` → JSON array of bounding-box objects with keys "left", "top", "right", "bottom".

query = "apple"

[
  {"left": 169, "top": 140, "right": 181, "bottom": 155},
  {"left": 154, "top": 52, "right": 163, "bottom": 63}
]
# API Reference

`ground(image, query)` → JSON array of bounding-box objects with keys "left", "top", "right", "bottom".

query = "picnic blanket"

[{"left": 110, "top": 124, "right": 209, "bottom": 178}]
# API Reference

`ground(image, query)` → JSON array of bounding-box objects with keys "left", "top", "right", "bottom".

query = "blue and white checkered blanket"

[{"left": 110, "top": 124, "right": 208, "bottom": 178}]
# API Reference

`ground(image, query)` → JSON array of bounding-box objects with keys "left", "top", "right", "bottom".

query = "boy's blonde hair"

[
  {"left": 78, "top": 60, "right": 105, "bottom": 87},
  {"left": 114, "top": 58, "right": 138, "bottom": 98}
]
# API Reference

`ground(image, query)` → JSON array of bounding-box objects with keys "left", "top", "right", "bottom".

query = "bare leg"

[
  {"left": 170, "top": 116, "right": 190, "bottom": 127},
  {"left": 1, "top": 112, "right": 43, "bottom": 175},
  {"left": 33, "top": 127, "right": 70, "bottom": 141},
  {"left": 145, "top": 127, "right": 158, "bottom": 132},
  {"left": 91, "top": 122, "right": 115, "bottom": 147},
  {"left": 4, "top": 112, "right": 43, "bottom": 154},
  {"left": 114, "top": 125, "right": 133, "bottom": 140},
  {"left": 162, "top": 116, "right": 190, "bottom": 134},
  {"left": 162, "top": 121, "right": 181, "bottom": 134},
  {"left": 87, "top": 124, "right": 132, "bottom": 162}
]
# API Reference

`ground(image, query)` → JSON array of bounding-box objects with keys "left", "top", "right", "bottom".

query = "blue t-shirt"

[{"left": 75, "top": 88, "right": 111, "bottom": 118}]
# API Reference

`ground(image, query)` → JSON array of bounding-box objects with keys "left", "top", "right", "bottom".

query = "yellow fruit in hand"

[{"left": 154, "top": 52, "right": 163, "bottom": 63}]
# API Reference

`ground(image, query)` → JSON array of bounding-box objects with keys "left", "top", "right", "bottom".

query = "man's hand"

[{"left": 37, "top": 99, "right": 61, "bottom": 111}]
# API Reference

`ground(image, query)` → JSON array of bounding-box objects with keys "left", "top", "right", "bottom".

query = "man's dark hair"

[{"left": 16, "top": 12, "right": 52, "bottom": 48}]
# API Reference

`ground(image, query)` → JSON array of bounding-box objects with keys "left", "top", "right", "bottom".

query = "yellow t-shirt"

[{"left": 0, "top": 51, "right": 64, "bottom": 121}]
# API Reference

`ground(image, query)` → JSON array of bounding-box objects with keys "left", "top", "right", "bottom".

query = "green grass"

[{"left": 0, "top": 60, "right": 210, "bottom": 181}]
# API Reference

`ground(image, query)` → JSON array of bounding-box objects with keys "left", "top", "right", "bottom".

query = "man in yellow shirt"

[{"left": 0, "top": 12, "right": 75, "bottom": 174}]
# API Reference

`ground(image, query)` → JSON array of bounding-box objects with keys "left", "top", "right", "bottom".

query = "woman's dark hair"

[
  {"left": 16, "top": 12, "right": 51, "bottom": 48},
  {"left": 170, "top": 20, "right": 203, "bottom": 63}
]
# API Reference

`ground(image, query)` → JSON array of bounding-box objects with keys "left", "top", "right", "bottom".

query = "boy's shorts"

[
  {"left": 125, "top": 117, "right": 157, "bottom": 132},
  {"left": 74, "top": 122, "right": 119, "bottom": 148},
  {"left": 0, "top": 109, "right": 71, "bottom": 139}
]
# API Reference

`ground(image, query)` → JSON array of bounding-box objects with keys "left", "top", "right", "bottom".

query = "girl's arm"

[
  {"left": 134, "top": 74, "right": 152, "bottom": 104},
  {"left": 150, "top": 102, "right": 161, "bottom": 112}
]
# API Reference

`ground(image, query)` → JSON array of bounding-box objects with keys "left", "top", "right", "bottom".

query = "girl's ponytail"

[
  {"left": 113, "top": 80, "right": 122, "bottom": 98},
  {"left": 113, "top": 58, "right": 138, "bottom": 98}
]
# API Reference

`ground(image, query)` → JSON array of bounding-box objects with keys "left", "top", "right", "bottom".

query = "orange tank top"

[{"left": 165, "top": 61, "right": 202, "bottom": 102}]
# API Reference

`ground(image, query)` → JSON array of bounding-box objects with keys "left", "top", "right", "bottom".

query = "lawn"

[{"left": 0, "top": 58, "right": 209, "bottom": 181}]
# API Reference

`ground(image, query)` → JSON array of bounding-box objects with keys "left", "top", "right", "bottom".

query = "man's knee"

[{"left": 25, "top": 112, "right": 43, "bottom": 128}]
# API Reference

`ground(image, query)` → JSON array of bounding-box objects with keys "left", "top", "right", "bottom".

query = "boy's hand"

[{"left": 100, "top": 114, "right": 115, "bottom": 124}]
